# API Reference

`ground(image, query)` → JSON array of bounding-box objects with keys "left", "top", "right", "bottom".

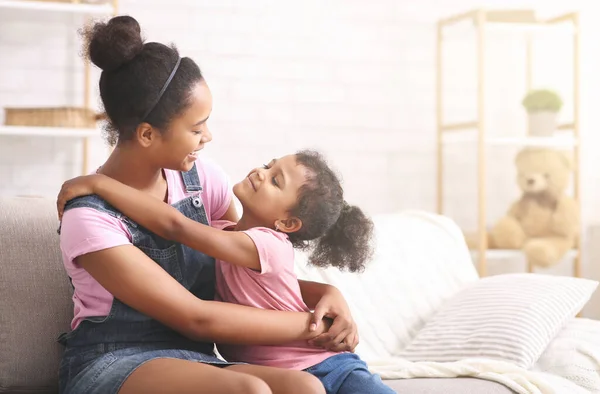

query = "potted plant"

[{"left": 521, "top": 89, "right": 563, "bottom": 136}]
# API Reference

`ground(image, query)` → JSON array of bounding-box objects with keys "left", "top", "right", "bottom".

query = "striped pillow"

[{"left": 398, "top": 273, "right": 598, "bottom": 368}]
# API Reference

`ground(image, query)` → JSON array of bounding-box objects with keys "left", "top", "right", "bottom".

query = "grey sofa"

[{"left": 0, "top": 197, "right": 515, "bottom": 394}]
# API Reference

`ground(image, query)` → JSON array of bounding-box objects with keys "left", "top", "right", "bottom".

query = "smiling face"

[
  {"left": 144, "top": 81, "right": 213, "bottom": 172},
  {"left": 233, "top": 154, "right": 309, "bottom": 232}
]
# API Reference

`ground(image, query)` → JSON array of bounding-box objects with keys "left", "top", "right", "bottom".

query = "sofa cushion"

[
  {"left": 386, "top": 377, "right": 516, "bottom": 393},
  {"left": 0, "top": 197, "right": 73, "bottom": 394},
  {"left": 295, "top": 210, "right": 480, "bottom": 362},
  {"left": 397, "top": 273, "right": 598, "bottom": 369}
]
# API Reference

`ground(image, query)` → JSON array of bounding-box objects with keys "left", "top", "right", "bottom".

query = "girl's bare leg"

[{"left": 228, "top": 364, "right": 325, "bottom": 394}]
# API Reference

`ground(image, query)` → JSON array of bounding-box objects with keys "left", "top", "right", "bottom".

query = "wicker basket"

[
  {"left": 31, "top": 0, "right": 112, "bottom": 3},
  {"left": 4, "top": 107, "right": 98, "bottom": 128},
  {"left": 29, "top": 0, "right": 77, "bottom": 3}
]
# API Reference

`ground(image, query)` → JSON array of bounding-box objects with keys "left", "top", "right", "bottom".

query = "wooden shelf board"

[
  {"left": 442, "top": 134, "right": 578, "bottom": 148},
  {"left": 440, "top": 9, "right": 576, "bottom": 29},
  {"left": 0, "top": 125, "right": 99, "bottom": 137},
  {"left": 0, "top": 0, "right": 114, "bottom": 14},
  {"left": 469, "top": 249, "right": 578, "bottom": 260}
]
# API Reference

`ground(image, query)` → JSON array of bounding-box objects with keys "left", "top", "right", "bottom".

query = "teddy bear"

[{"left": 489, "top": 148, "right": 579, "bottom": 267}]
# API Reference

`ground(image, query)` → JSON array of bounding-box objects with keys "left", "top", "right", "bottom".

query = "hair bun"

[{"left": 85, "top": 15, "right": 144, "bottom": 72}]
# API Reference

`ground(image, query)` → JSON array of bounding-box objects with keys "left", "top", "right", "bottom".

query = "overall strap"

[{"left": 181, "top": 163, "right": 203, "bottom": 193}]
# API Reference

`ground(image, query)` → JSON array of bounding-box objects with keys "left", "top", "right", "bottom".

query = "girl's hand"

[
  {"left": 307, "top": 289, "right": 359, "bottom": 353},
  {"left": 57, "top": 174, "right": 105, "bottom": 220}
]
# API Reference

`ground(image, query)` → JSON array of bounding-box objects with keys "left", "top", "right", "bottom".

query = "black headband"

[{"left": 142, "top": 57, "right": 181, "bottom": 121}]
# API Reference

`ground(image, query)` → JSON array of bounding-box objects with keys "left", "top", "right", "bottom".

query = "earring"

[{"left": 275, "top": 224, "right": 280, "bottom": 231}]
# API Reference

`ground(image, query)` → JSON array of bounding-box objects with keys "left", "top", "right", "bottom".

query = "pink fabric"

[
  {"left": 59, "top": 158, "right": 232, "bottom": 330},
  {"left": 214, "top": 220, "right": 336, "bottom": 370}
]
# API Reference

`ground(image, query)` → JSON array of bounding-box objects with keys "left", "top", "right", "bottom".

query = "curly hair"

[{"left": 288, "top": 150, "right": 375, "bottom": 273}]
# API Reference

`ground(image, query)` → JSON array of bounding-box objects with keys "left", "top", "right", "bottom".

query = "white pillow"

[{"left": 397, "top": 273, "right": 598, "bottom": 369}]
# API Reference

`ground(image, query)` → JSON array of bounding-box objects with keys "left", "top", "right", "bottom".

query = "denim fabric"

[
  {"left": 57, "top": 164, "right": 233, "bottom": 394},
  {"left": 305, "top": 353, "right": 395, "bottom": 394}
]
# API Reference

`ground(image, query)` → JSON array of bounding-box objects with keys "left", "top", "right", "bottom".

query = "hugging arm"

[
  {"left": 58, "top": 174, "right": 262, "bottom": 271},
  {"left": 72, "top": 242, "right": 325, "bottom": 345}
]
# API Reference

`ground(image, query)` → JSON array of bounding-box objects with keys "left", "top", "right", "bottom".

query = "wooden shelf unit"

[
  {"left": 0, "top": 0, "right": 118, "bottom": 176},
  {"left": 435, "top": 9, "right": 581, "bottom": 277}
]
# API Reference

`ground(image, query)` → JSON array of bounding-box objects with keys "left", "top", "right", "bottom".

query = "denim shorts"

[
  {"left": 59, "top": 343, "right": 236, "bottom": 394},
  {"left": 305, "top": 353, "right": 395, "bottom": 394}
]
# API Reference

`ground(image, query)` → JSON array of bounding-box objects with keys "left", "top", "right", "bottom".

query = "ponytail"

[
  {"left": 286, "top": 150, "right": 374, "bottom": 272},
  {"left": 309, "top": 201, "right": 374, "bottom": 273}
]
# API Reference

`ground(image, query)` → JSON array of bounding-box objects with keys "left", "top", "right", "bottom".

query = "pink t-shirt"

[
  {"left": 59, "top": 158, "right": 232, "bottom": 330},
  {"left": 214, "top": 220, "right": 337, "bottom": 370}
]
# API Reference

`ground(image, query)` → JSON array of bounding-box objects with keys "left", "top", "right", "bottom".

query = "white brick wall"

[
  {"left": 1, "top": 0, "right": 599, "bottom": 313},
  {"left": 0, "top": 0, "right": 593, "bottom": 211}
]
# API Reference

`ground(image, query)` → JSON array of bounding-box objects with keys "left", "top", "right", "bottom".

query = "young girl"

[{"left": 57, "top": 150, "right": 395, "bottom": 394}]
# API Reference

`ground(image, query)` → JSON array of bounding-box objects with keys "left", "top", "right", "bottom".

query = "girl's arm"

[
  {"left": 211, "top": 191, "right": 360, "bottom": 352},
  {"left": 299, "top": 280, "right": 359, "bottom": 352},
  {"left": 74, "top": 244, "right": 327, "bottom": 344},
  {"left": 57, "top": 174, "right": 262, "bottom": 271}
]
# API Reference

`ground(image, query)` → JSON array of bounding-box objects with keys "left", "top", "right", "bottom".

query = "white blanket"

[
  {"left": 369, "top": 357, "right": 589, "bottom": 394},
  {"left": 533, "top": 318, "right": 600, "bottom": 393}
]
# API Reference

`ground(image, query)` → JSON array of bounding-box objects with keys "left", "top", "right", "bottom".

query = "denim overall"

[{"left": 57, "top": 164, "right": 232, "bottom": 394}]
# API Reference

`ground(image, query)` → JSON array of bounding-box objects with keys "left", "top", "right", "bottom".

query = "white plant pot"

[{"left": 528, "top": 111, "right": 558, "bottom": 136}]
